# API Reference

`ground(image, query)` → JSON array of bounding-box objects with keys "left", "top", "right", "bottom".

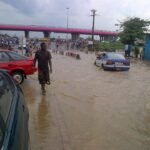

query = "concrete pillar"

[
  {"left": 24, "top": 30, "right": 29, "bottom": 40},
  {"left": 43, "top": 31, "right": 50, "bottom": 38},
  {"left": 99, "top": 35, "right": 105, "bottom": 42},
  {"left": 109, "top": 35, "right": 114, "bottom": 41},
  {"left": 71, "top": 33, "right": 80, "bottom": 41},
  {"left": 107, "top": 35, "right": 112, "bottom": 41},
  {"left": 101, "top": 36, "right": 104, "bottom": 41},
  {"left": 103, "top": 36, "right": 107, "bottom": 41},
  {"left": 99, "top": 35, "right": 101, "bottom": 42},
  {"left": 105, "top": 35, "right": 116, "bottom": 41},
  {"left": 105, "top": 35, "right": 114, "bottom": 41}
]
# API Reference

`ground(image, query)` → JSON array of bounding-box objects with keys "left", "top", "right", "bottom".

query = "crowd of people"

[
  {"left": 54, "top": 39, "right": 89, "bottom": 50},
  {"left": 0, "top": 33, "right": 19, "bottom": 49},
  {"left": 0, "top": 33, "right": 144, "bottom": 60},
  {"left": 124, "top": 44, "right": 144, "bottom": 59}
]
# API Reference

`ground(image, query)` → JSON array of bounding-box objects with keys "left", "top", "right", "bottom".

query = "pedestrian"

[
  {"left": 56, "top": 43, "right": 59, "bottom": 49},
  {"left": 33, "top": 42, "right": 52, "bottom": 95},
  {"left": 139, "top": 46, "right": 143, "bottom": 60},
  {"left": 8, "top": 45, "right": 12, "bottom": 51},
  {"left": 128, "top": 44, "right": 132, "bottom": 57},
  {"left": 124, "top": 44, "right": 128, "bottom": 57},
  {"left": 25, "top": 44, "right": 30, "bottom": 56}
]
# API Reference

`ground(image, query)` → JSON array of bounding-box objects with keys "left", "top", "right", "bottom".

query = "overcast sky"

[{"left": 0, "top": 0, "right": 150, "bottom": 33}]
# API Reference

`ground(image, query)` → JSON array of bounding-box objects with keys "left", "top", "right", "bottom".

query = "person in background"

[
  {"left": 8, "top": 45, "right": 12, "bottom": 51},
  {"left": 25, "top": 44, "right": 30, "bottom": 56},
  {"left": 128, "top": 44, "right": 132, "bottom": 57},
  {"left": 139, "top": 46, "right": 143, "bottom": 60},
  {"left": 124, "top": 44, "right": 128, "bottom": 57},
  {"left": 33, "top": 42, "right": 52, "bottom": 95}
]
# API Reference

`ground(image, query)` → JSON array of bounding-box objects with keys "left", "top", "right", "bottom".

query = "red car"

[{"left": 0, "top": 50, "right": 37, "bottom": 84}]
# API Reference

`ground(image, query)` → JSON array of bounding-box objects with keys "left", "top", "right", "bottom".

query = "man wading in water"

[{"left": 34, "top": 42, "right": 52, "bottom": 95}]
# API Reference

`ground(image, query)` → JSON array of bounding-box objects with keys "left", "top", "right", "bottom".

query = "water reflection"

[{"left": 37, "top": 96, "right": 49, "bottom": 137}]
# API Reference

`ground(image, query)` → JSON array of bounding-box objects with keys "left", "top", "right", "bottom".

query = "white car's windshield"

[{"left": 107, "top": 53, "right": 125, "bottom": 60}]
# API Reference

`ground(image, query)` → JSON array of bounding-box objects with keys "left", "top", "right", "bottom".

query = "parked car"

[
  {"left": 94, "top": 52, "right": 130, "bottom": 71},
  {"left": 0, "top": 50, "right": 37, "bottom": 84},
  {"left": 0, "top": 69, "right": 29, "bottom": 150}
]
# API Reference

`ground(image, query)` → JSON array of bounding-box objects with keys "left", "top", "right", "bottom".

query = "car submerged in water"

[
  {"left": 94, "top": 52, "right": 130, "bottom": 71},
  {"left": 0, "top": 70, "right": 30, "bottom": 150}
]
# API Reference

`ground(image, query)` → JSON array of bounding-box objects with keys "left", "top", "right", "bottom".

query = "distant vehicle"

[
  {"left": 0, "top": 50, "right": 37, "bottom": 84},
  {"left": 0, "top": 70, "right": 29, "bottom": 150},
  {"left": 94, "top": 52, "right": 130, "bottom": 71}
]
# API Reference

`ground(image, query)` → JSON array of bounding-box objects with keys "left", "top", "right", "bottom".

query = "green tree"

[
  {"left": 95, "top": 41, "right": 124, "bottom": 51},
  {"left": 119, "top": 17, "right": 150, "bottom": 44}
]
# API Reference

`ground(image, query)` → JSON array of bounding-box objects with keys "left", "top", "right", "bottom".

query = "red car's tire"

[{"left": 12, "top": 71, "right": 24, "bottom": 84}]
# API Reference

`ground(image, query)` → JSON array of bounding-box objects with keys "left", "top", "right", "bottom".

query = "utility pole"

[
  {"left": 91, "top": 9, "right": 97, "bottom": 51},
  {"left": 66, "top": 7, "right": 69, "bottom": 50}
]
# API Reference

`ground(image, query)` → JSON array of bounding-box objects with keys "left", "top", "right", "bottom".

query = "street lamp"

[
  {"left": 66, "top": 7, "right": 69, "bottom": 50},
  {"left": 91, "top": 9, "right": 97, "bottom": 51}
]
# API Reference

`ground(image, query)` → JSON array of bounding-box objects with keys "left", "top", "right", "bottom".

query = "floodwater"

[{"left": 21, "top": 51, "right": 150, "bottom": 150}]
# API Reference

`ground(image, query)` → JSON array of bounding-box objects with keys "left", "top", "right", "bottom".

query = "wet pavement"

[{"left": 21, "top": 51, "right": 150, "bottom": 150}]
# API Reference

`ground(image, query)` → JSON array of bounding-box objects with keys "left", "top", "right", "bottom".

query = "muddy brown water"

[{"left": 21, "top": 51, "right": 150, "bottom": 150}]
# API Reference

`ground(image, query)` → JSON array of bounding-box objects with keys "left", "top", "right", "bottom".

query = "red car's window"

[
  {"left": 8, "top": 52, "right": 27, "bottom": 61},
  {"left": 0, "top": 52, "right": 10, "bottom": 62}
]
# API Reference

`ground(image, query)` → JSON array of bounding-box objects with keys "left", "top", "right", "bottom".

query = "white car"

[{"left": 94, "top": 52, "right": 130, "bottom": 71}]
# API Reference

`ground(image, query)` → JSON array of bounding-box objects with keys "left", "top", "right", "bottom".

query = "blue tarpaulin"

[{"left": 144, "top": 34, "right": 150, "bottom": 60}]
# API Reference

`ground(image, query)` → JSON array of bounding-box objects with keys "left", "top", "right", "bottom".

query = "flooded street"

[{"left": 22, "top": 51, "right": 150, "bottom": 150}]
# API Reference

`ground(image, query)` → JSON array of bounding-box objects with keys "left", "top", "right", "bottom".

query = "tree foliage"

[
  {"left": 95, "top": 41, "right": 124, "bottom": 51},
  {"left": 119, "top": 17, "right": 150, "bottom": 44}
]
